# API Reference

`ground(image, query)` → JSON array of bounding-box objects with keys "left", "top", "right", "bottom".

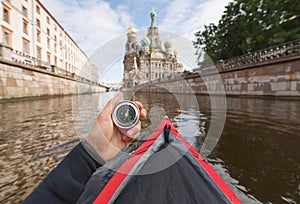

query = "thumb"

[{"left": 101, "top": 92, "right": 123, "bottom": 117}]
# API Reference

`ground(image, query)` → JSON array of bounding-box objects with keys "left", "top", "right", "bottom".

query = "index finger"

[
  {"left": 134, "top": 101, "right": 147, "bottom": 118},
  {"left": 133, "top": 101, "right": 143, "bottom": 110}
]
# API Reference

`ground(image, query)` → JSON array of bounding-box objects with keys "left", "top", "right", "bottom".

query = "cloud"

[
  {"left": 39, "top": 0, "right": 229, "bottom": 82},
  {"left": 40, "top": 0, "right": 229, "bottom": 55},
  {"left": 159, "top": 0, "right": 231, "bottom": 39},
  {"left": 40, "top": 0, "right": 132, "bottom": 56}
]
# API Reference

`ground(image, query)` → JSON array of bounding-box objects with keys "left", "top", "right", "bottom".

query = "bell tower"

[
  {"left": 125, "top": 23, "right": 138, "bottom": 54},
  {"left": 147, "top": 6, "right": 162, "bottom": 50}
]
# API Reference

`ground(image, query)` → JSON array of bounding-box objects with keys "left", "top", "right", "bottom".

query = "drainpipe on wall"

[{"left": 31, "top": 0, "right": 36, "bottom": 63}]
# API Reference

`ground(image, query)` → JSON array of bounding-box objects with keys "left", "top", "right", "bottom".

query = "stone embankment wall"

[
  {"left": 220, "top": 56, "right": 300, "bottom": 96},
  {"left": 134, "top": 55, "right": 300, "bottom": 97},
  {"left": 0, "top": 59, "right": 107, "bottom": 100}
]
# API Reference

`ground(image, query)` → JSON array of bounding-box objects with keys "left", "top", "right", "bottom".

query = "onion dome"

[
  {"left": 150, "top": 10, "right": 156, "bottom": 17},
  {"left": 138, "top": 43, "right": 143, "bottom": 51},
  {"left": 127, "top": 23, "right": 137, "bottom": 34},
  {"left": 150, "top": 5, "right": 156, "bottom": 17},
  {"left": 164, "top": 39, "right": 173, "bottom": 49},
  {"left": 141, "top": 36, "right": 150, "bottom": 47}
]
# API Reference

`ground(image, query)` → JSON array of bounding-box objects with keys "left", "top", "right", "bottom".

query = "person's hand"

[{"left": 86, "top": 92, "right": 147, "bottom": 162}]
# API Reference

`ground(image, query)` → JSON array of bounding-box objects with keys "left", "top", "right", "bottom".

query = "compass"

[{"left": 112, "top": 100, "right": 140, "bottom": 130}]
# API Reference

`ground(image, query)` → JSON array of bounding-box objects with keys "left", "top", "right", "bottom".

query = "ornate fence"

[
  {"left": 0, "top": 44, "right": 104, "bottom": 87},
  {"left": 221, "top": 39, "right": 300, "bottom": 71}
]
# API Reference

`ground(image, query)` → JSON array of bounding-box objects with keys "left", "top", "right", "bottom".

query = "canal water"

[{"left": 0, "top": 92, "right": 299, "bottom": 203}]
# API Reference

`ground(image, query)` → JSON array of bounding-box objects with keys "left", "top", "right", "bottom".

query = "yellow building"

[{"left": 1, "top": 0, "right": 95, "bottom": 81}]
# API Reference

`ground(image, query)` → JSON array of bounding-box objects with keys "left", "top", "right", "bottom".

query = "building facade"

[
  {"left": 123, "top": 8, "right": 183, "bottom": 88},
  {"left": 0, "top": 0, "right": 96, "bottom": 82}
]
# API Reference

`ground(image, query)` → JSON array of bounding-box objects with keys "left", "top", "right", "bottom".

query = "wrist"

[{"left": 81, "top": 139, "right": 105, "bottom": 165}]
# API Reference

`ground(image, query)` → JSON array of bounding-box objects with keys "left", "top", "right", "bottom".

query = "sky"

[{"left": 40, "top": 0, "right": 231, "bottom": 82}]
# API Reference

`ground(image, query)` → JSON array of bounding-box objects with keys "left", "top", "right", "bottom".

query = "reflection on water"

[
  {"left": 0, "top": 92, "right": 299, "bottom": 203},
  {"left": 0, "top": 96, "right": 78, "bottom": 203},
  {"left": 212, "top": 97, "right": 300, "bottom": 204}
]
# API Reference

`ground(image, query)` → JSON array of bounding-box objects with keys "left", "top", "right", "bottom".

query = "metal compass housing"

[{"left": 112, "top": 100, "right": 140, "bottom": 130}]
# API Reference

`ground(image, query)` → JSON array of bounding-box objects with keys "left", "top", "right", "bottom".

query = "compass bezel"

[{"left": 112, "top": 100, "right": 140, "bottom": 130}]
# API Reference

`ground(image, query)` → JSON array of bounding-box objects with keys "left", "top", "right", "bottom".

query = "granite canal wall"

[
  {"left": 134, "top": 40, "right": 300, "bottom": 97},
  {"left": 0, "top": 59, "right": 107, "bottom": 100}
]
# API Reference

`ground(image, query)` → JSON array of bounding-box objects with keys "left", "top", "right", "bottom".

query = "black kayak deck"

[{"left": 78, "top": 118, "right": 241, "bottom": 204}]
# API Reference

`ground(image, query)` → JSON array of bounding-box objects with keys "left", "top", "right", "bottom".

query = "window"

[
  {"left": 3, "top": 30, "right": 10, "bottom": 46},
  {"left": 23, "top": 20, "right": 28, "bottom": 34},
  {"left": 47, "top": 28, "right": 50, "bottom": 36},
  {"left": 36, "top": 19, "right": 40, "bottom": 28},
  {"left": 46, "top": 16, "right": 50, "bottom": 24},
  {"left": 36, "top": 46, "right": 42, "bottom": 59},
  {"left": 47, "top": 52, "right": 51, "bottom": 64},
  {"left": 37, "top": 30, "right": 41, "bottom": 42},
  {"left": 54, "top": 43, "right": 57, "bottom": 53},
  {"left": 54, "top": 24, "right": 57, "bottom": 31},
  {"left": 22, "top": 6, "right": 28, "bottom": 17},
  {"left": 54, "top": 56, "right": 57, "bottom": 66},
  {"left": 54, "top": 35, "right": 57, "bottom": 42},
  {"left": 36, "top": 5, "right": 40, "bottom": 14},
  {"left": 47, "top": 38, "right": 50, "bottom": 49},
  {"left": 2, "top": 27, "right": 12, "bottom": 46},
  {"left": 23, "top": 38, "right": 30, "bottom": 54},
  {"left": 3, "top": 6, "right": 10, "bottom": 23}
]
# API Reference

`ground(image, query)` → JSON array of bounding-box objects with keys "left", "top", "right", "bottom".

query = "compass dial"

[
  {"left": 116, "top": 105, "right": 136, "bottom": 125},
  {"left": 112, "top": 100, "right": 140, "bottom": 130}
]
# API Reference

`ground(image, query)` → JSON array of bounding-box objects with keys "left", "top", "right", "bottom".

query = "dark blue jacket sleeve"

[{"left": 22, "top": 142, "right": 102, "bottom": 204}]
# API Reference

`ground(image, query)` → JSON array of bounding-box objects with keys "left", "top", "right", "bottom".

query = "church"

[{"left": 123, "top": 8, "right": 183, "bottom": 88}]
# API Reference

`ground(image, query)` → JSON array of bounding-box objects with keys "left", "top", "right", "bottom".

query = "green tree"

[{"left": 194, "top": 0, "right": 300, "bottom": 64}]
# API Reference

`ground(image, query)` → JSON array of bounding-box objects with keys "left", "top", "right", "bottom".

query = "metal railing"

[
  {"left": 11, "top": 49, "right": 50, "bottom": 68},
  {"left": 0, "top": 44, "right": 105, "bottom": 88},
  {"left": 221, "top": 39, "right": 300, "bottom": 70}
]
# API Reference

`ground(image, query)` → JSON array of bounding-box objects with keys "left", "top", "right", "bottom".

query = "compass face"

[
  {"left": 116, "top": 105, "right": 136, "bottom": 125},
  {"left": 112, "top": 100, "right": 140, "bottom": 130}
]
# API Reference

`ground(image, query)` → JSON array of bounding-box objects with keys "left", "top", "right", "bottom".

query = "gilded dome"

[
  {"left": 141, "top": 36, "right": 150, "bottom": 46},
  {"left": 127, "top": 23, "right": 137, "bottom": 34}
]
